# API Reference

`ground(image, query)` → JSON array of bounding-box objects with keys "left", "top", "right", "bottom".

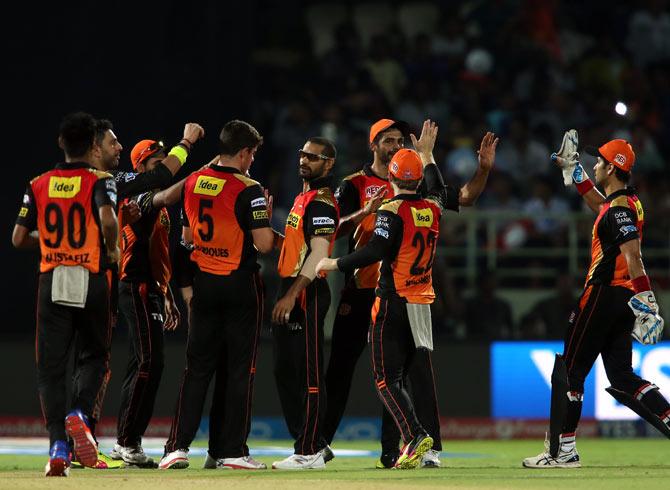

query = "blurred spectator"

[
  {"left": 495, "top": 117, "right": 551, "bottom": 179},
  {"left": 464, "top": 274, "right": 515, "bottom": 340},
  {"left": 522, "top": 175, "right": 570, "bottom": 247},
  {"left": 626, "top": 0, "right": 670, "bottom": 68},
  {"left": 519, "top": 273, "right": 577, "bottom": 339},
  {"left": 363, "top": 33, "right": 407, "bottom": 105}
]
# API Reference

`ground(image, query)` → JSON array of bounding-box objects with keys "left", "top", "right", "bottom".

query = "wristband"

[
  {"left": 632, "top": 275, "right": 651, "bottom": 293},
  {"left": 575, "top": 179, "right": 595, "bottom": 195},
  {"left": 168, "top": 145, "right": 188, "bottom": 165}
]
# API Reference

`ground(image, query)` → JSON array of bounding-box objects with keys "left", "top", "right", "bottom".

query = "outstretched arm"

[{"left": 458, "top": 131, "right": 498, "bottom": 206}]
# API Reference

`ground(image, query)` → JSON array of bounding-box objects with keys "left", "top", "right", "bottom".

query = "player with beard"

[{"left": 271, "top": 137, "right": 340, "bottom": 470}]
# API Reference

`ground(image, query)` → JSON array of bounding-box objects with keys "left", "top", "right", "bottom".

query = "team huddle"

[{"left": 12, "top": 112, "right": 668, "bottom": 477}]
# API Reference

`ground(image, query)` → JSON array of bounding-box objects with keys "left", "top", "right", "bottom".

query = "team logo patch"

[
  {"left": 365, "top": 185, "right": 384, "bottom": 199},
  {"left": 314, "top": 227, "right": 335, "bottom": 235},
  {"left": 634, "top": 199, "right": 644, "bottom": 221},
  {"left": 411, "top": 207, "right": 433, "bottom": 227},
  {"left": 48, "top": 176, "right": 81, "bottom": 198},
  {"left": 194, "top": 175, "right": 226, "bottom": 196},
  {"left": 338, "top": 303, "right": 352, "bottom": 316},
  {"left": 251, "top": 197, "right": 267, "bottom": 208},
  {"left": 374, "top": 227, "right": 389, "bottom": 238},
  {"left": 620, "top": 224, "right": 637, "bottom": 236},
  {"left": 614, "top": 153, "right": 626, "bottom": 166},
  {"left": 18, "top": 207, "right": 28, "bottom": 217},
  {"left": 313, "top": 216, "right": 335, "bottom": 226},
  {"left": 253, "top": 210, "right": 269, "bottom": 220},
  {"left": 286, "top": 212, "right": 301, "bottom": 229}
]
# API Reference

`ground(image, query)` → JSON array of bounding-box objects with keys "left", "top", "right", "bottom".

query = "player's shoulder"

[
  {"left": 232, "top": 173, "right": 261, "bottom": 188},
  {"left": 609, "top": 194, "right": 636, "bottom": 211},
  {"left": 29, "top": 170, "right": 51, "bottom": 185},
  {"left": 378, "top": 199, "right": 403, "bottom": 215},
  {"left": 313, "top": 187, "right": 337, "bottom": 207},
  {"left": 341, "top": 169, "right": 366, "bottom": 183},
  {"left": 87, "top": 168, "right": 114, "bottom": 180}
]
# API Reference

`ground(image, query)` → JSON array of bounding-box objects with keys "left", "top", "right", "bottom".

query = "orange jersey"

[
  {"left": 338, "top": 194, "right": 442, "bottom": 304},
  {"left": 16, "top": 162, "right": 117, "bottom": 274},
  {"left": 183, "top": 166, "right": 270, "bottom": 276},
  {"left": 335, "top": 165, "right": 394, "bottom": 288},
  {"left": 278, "top": 180, "right": 339, "bottom": 278},
  {"left": 585, "top": 188, "right": 643, "bottom": 290},
  {"left": 119, "top": 192, "right": 171, "bottom": 294}
]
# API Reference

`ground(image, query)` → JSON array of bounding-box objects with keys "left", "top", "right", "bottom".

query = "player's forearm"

[
  {"left": 153, "top": 178, "right": 186, "bottom": 208},
  {"left": 459, "top": 165, "right": 490, "bottom": 206},
  {"left": 336, "top": 209, "right": 370, "bottom": 239},
  {"left": 282, "top": 274, "right": 312, "bottom": 301}
]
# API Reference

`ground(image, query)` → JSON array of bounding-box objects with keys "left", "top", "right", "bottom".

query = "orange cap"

[
  {"left": 389, "top": 149, "right": 423, "bottom": 181},
  {"left": 369, "top": 118, "right": 409, "bottom": 144},
  {"left": 586, "top": 139, "right": 635, "bottom": 172},
  {"left": 130, "top": 139, "right": 165, "bottom": 169}
]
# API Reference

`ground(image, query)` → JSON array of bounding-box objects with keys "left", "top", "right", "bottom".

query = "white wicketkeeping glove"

[
  {"left": 551, "top": 129, "right": 579, "bottom": 186},
  {"left": 628, "top": 291, "right": 665, "bottom": 345}
]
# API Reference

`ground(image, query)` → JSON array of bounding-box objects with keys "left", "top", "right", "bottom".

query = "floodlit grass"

[{"left": 1, "top": 438, "right": 669, "bottom": 489}]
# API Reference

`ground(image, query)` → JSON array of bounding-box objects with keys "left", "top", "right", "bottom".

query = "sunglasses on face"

[
  {"left": 298, "top": 149, "right": 330, "bottom": 162},
  {"left": 137, "top": 140, "right": 165, "bottom": 164}
]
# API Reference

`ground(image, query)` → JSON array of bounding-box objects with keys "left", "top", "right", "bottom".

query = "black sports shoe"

[
  {"left": 375, "top": 452, "right": 399, "bottom": 469},
  {"left": 319, "top": 445, "right": 335, "bottom": 463}
]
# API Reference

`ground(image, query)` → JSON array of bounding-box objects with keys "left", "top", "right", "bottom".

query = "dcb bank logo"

[{"left": 491, "top": 341, "right": 670, "bottom": 420}]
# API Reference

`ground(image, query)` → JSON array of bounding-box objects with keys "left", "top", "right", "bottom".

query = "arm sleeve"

[
  {"left": 113, "top": 164, "right": 173, "bottom": 200},
  {"left": 93, "top": 177, "right": 117, "bottom": 209},
  {"left": 305, "top": 200, "right": 338, "bottom": 237},
  {"left": 337, "top": 210, "right": 400, "bottom": 271},
  {"left": 422, "top": 164, "right": 459, "bottom": 212},
  {"left": 15, "top": 184, "right": 37, "bottom": 229},
  {"left": 334, "top": 179, "right": 360, "bottom": 217},
  {"left": 606, "top": 206, "right": 639, "bottom": 245},
  {"left": 237, "top": 184, "right": 271, "bottom": 230}
]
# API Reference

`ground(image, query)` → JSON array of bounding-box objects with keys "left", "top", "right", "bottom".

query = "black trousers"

[
  {"left": 165, "top": 270, "right": 263, "bottom": 458},
  {"left": 36, "top": 270, "right": 111, "bottom": 446},
  {"left": 369, "top": 297, "right": 426, "bottom": 444},
  {"left": 324, "top": 287, "right": 442, "bottom": 452},
  {"left": 273, "top": 277, "right": 330, "bottom": 455},
  {"left": 562, "top": 284, "right": 670, "bottom": 433},
  {"left": 116, "top": 281, "right": 165, "bottom": 447}
]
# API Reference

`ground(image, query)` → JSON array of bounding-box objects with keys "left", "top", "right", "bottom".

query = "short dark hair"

[
  {"left": 59, "top": 112, "right": 97, "bottom": 158},
  {"left": 219, "top": 120, "right": 263, "bottom": 156},
  {"left": 94, "top": 118, "right": 114, "bottom": 146},
  {"left": 307, "top": 136, "right": 337, "bottom": 159},
  {"left": 614, "top": 167, "right": 631, "bottom": 184},
  {"left": 389, "top": 174, "right": 422, "bottom": 190}
]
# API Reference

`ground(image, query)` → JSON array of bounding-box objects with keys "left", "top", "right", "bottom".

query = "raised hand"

[
  {"left": 183, "top": 123, "right": 205, "bottom": 145},
  {"left": 410, "top": 119, "right": 439, "bottom": 162},
  {"left": 363, "top": 186, "right": 388, "bottom": 215},
  {"left": 477, "top": 131, "right": 499, "bottom": 171}
]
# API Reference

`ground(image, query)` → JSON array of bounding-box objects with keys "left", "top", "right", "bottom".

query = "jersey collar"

[
  {"left": 363, "top": 163, "right": 388, "bottom": 181},
  {"left": 306, "top": 174, "right": 334, "bottom": 191},
  {"left": 210, "top": 165, "right": 242, "bottom": 174},
  {"left": 605, "top": 187, "right": 635, "bottom": 202}
]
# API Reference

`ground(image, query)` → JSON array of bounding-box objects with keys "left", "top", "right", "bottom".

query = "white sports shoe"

[
  {"left": 202, "top": 454, "right": 266, "bottom": 469},
  {"left": 272, "top": 453, "right": 325, "bottom": 470},
  {"left": 158, "top": 449, "right": 189, "bottom": 469},
  {"left": 420, "top": 449, "right": 441, "bottom": 468},
  {"left": 109, "top": 444, "right": 153, "bottom": 465},
  {"left": 522, "top": 436, "right": 581, "bottom": 468}
]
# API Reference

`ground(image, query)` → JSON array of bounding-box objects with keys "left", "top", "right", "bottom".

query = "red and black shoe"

[{"left": 65, "top": 410, "right": 98, "bottom": 468}]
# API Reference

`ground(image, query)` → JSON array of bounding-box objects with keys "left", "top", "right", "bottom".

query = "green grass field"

[{"left": 1, "top": 439, "right": 668, "bottom": 489}]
